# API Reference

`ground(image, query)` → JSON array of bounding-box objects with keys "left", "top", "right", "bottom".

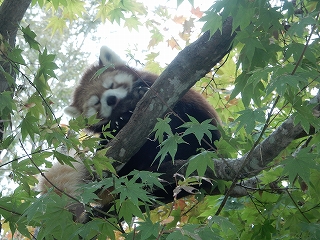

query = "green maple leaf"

[
  {"left": 21, "top": 25, "right": 40, "bottom": 51},
  {"left": 129, "top": 170, "right": 164, "bottom": 190},
  {"left": 118, "top": 199, "right": 144, "bottom": 224},
  {"left": 282, "top": 148, "right": 320, "bottom": 185},
  {"left": 186, "top": 151, "right": 216, "bottom": 177},
  {"left": 266, "top": 74, "right": 305, "bottom": 96},
  {"left": 108, "top": 8, "right": 124, "bottom": 24},
  {"left": 124, "top": 16, "right": 141, "bottom": 31},
  {"left": 200, "top": 10, "right": 222, "bottom": 36},
  {"left": 154, "top": 133, "right": 186, "bottom": 167},
  {"left": 180, "top": 115, "right": 218, "bottom": 144},
  {"left": 46, "top": 16, "right": 66, "bottom": 35},
  {"left": 20, "top": 113, "right": 39, "bottom": 141},
  {"left": 135, "top": 218, "right": 161, "bottom": 240},
  {"left": 152, "top": 117, "right": 173, "bottom": 143},
  {"left": 235, "top": 108, "right": 266, "bottom": 134}
]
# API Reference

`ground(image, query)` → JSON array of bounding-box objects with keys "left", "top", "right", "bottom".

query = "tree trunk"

[{"left": 0, "top": 0, "right": 31, "bottom": 145}]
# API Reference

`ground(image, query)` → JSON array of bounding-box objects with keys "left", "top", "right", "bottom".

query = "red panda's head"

[{"left": 64, "top": 46, "right": 135, "bottom": 122}]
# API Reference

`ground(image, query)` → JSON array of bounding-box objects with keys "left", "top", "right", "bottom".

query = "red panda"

[{"left": 38, "top": 46, "right": 221, "bottom": 221}]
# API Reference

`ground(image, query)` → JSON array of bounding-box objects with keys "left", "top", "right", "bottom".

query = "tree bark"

[{"left": 0, "top": 0, "right": 31, "bottom": 144}]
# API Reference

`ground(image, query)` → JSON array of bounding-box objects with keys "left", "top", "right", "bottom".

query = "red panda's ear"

[
  {"left": 99, "top": 46, "right": 126, "bottom": 66},
  {"left": 64, "top": 105, "right": 81, "bottom": 117}
]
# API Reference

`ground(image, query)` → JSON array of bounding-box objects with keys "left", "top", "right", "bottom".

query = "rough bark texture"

[
  {"left": 105, "top": 17, "right": 236, "bottom": 170},
  {"left": 0, "top": 0, "right": 31, "bottom": 144},
  {"left": 0, "top": 0, "right": 31, "bottom": 91},
  {"left": 204, "top": 116, "right": 305, "bottom": 180}
]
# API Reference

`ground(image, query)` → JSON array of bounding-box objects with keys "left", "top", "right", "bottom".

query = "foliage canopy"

[{"left": 1, "top": 0, "right": 320, "bottom": 239}]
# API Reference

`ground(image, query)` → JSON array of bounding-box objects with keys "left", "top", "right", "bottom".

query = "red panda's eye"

[{"left": 110, "top": 83, "right": 114, "bottom": 89}]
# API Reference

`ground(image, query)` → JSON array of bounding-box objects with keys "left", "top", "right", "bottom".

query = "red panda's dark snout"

[{"left": 106, "top": 95, "right": 117, "bottom": 106}]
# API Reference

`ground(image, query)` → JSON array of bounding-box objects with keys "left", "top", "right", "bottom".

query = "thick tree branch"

[{"left": 105, "top": 17, "right": 236, "bottom": 170}]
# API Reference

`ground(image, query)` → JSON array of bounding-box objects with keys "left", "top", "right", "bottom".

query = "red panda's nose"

[{"left": 107, "top": 95, "right": 117, "bottom": 106}]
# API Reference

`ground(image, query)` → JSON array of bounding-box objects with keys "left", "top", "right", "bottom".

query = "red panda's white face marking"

[
  {"left": 102, "top": 76, "right": 115, "bottom": 89},
  {"left": 85, "top": 95, "right": 100, "bottom": 117},
  {"left": 98, "top": 76, "right": 133, "bottom": 118},
  {"left": 64, "top": 46, "right": 135, "bottom": 122},
  {"left": 71, "top": 71, "right": 134, "bottom": 119}
]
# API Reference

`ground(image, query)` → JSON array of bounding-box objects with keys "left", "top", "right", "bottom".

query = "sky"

[
  {"left": 85, "top": 0, "right": 213, "bottom": 67},
  {"left": 59, "top": 0, "right": 213, "bottom": 122}
]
